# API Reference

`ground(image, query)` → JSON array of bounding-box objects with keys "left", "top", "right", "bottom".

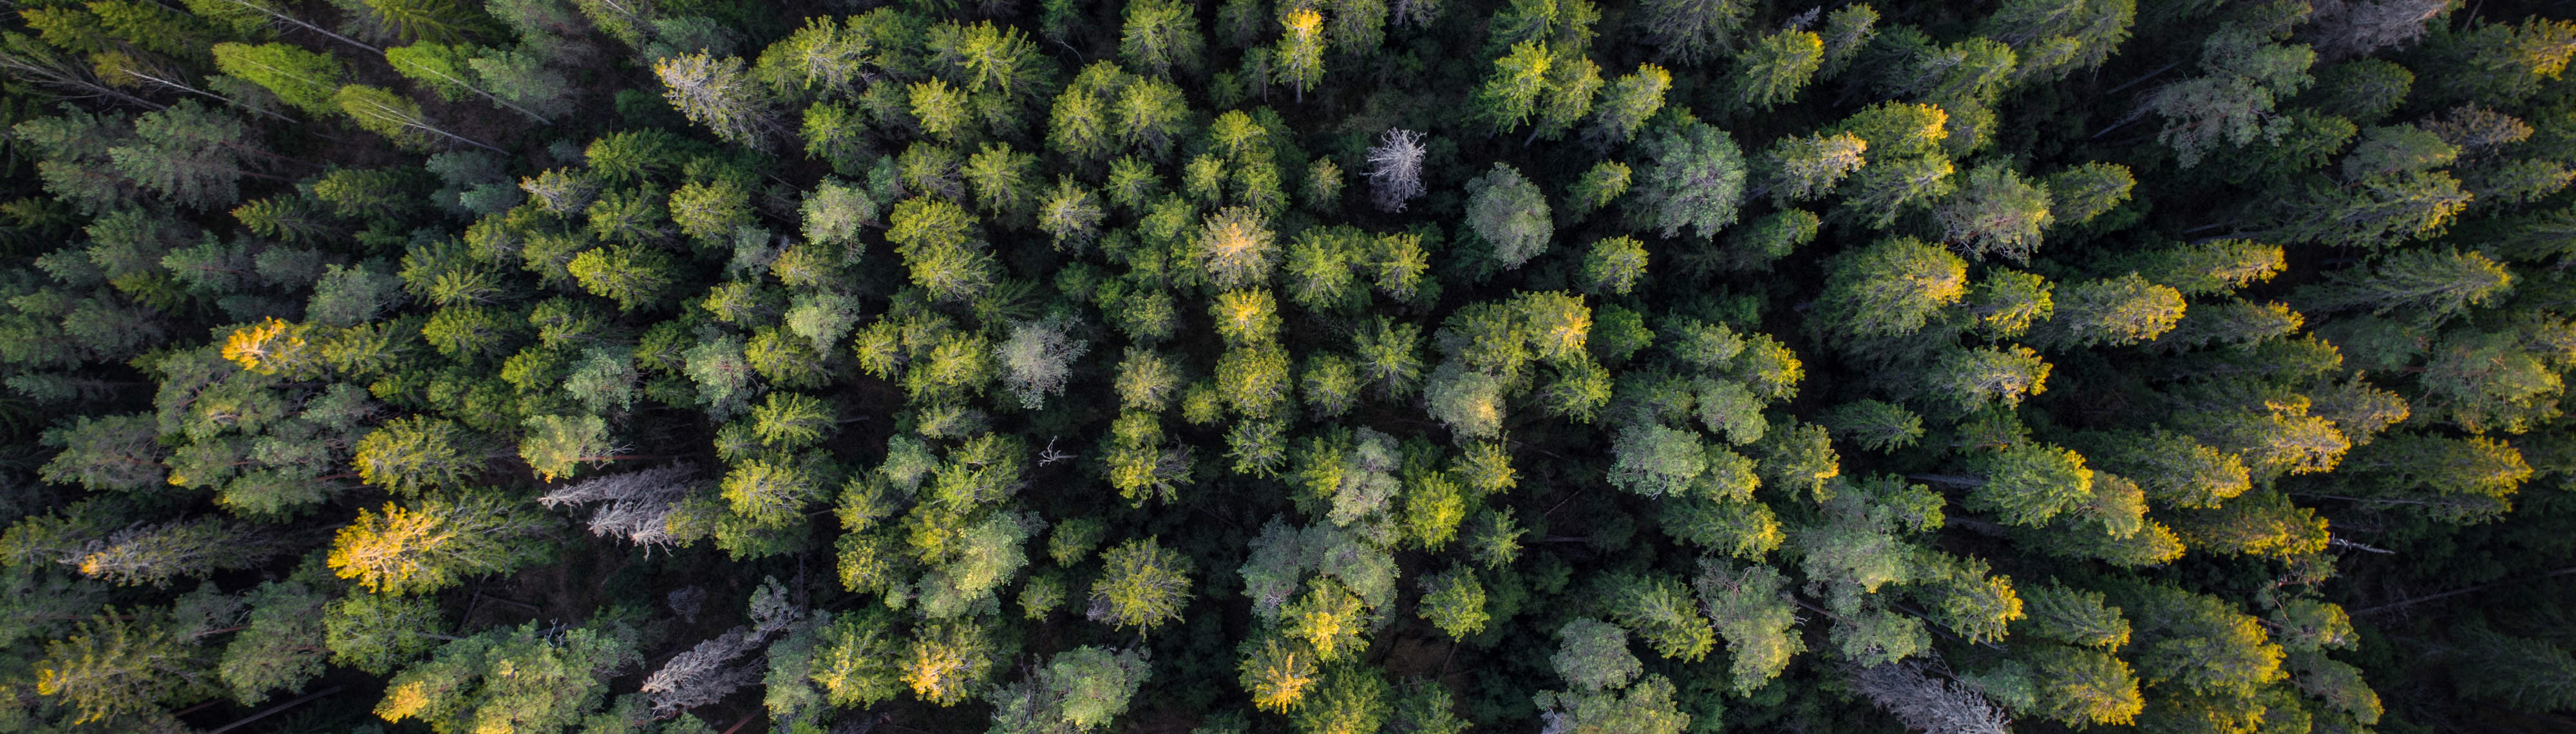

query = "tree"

[
  {"left": 37, "top": 413, "right": 164, "bottom": 492},
  {"left": 1969, "top": 443, "right": 2096, "bottom": 526},
  {"left": 1551, "top": 618, "right": 1643, "bottom": 692},
  {"left": 2268, "top": 170, "right": 2476, "bottom": 250},
  {"left": 109, "top": 102, "right": 256, "bottom": 211},
  {"left": 1980, "top": 0, "right": 2135, "bottom": 82},
  {"left": 992, "top": 646, "right": 1153, "bottom": 733},
  {"left": 353, "top": 415, "right": 478, "bottom": 494},
  {"left": 1121, "top": 0, "right": 1206, "bottom": 77},
  {"left": 1292, "top": 664, "right": 1392, "bottom": 734},
  {"left": 1473, "top": 41, "right": 1553, "bottom": 135},
  {"left": 1464, "top": 164, "right": 1553, "bottom": 269},
  {"left": 1531, "top": 56, "right": 1604, "bottom": 142},
  {"left": 1417, "top": 567, "right": 1487, "bottom": 639},
  {"left": 2123, "top": 585, "right": 2287, "bottom": 701},
  {"left": 1600, "top": 573, "right": 1716, "bottom": 661},
  {"left": 1693, "top": 561, "right": 1804, "bottom": 693},
  {"left": 1197, "top": 206, "right": 1278, "bottom": 288},
  {"left": 1633, "top": 0, "right": 1750, "bottom": 64},
  {"left": 386, "top": 42, "right": 553, "bottom": 124},
  {"left": 1768, "top": 131, "right": 1867, "bottom": 203},
  {"left": 2032, "top": 274, "right": 2186, "bottom": 348},
  {"left": 336, "top": 84, "right": 502, "bottom": 153},
  {"left": 375, "top": 621, "right": 640, "bottom": 733},
  {"left": 1364, "top": 129, "right": 1428, "bottom": 212},
  {"left": 1090, "top": 538, "right": 1192, "bottom": 631},
  {"left": 1629, "top": 121, "right": 1748, "bottom": 240},
  {"left": 323, "top": 591, "right": 447, "bottom": 675},
  {"left": 995, "top": 319, "right": 1100, "bottom": 411},
  {"left": 657, "top": 52, "right": 775, "bottom": 149},
  {"left": 1039, "top": 177, "right": 1106, "bottom": 249},
  {"left": 1580, "top": 236, "right": 1648, "bottom": 296},
  {"left": 1115, "top": 77, "right": 1192, "bottom": 158},
  {"left": 1532, "top": 675, "right": 1692, "bottom": 734},
  {"left": 1587, "top": 64, "right": 1671, "bottom": 146},
  {"left": 71, "top": 518, "right": 276, "bottom": 587},
  {"left": 211, "top": 42, "right": 345, "bottom": 114},
  {"left": 327, "top": 493, "right": 553, "bottom": 595},
  {"left": 2146, "top": 27, "right": 2316, "bottom": 167},
  {"left": 1814, "top": 237, "right": 1967, "bottom": 338},
  {"left": 1272, "top": 8, "right": 1327, "bottom": 102},
  {"left": 1730, "top": 29, "right": 1823, "bottom": 110},
  {"left": 810, "top": 610, "right": 904, "bottom": 709},
  {"left": 2045, "top": 162, "right": 2134, "bottom": 227},
  {"left": 1849, "top": 663, "right": 2012, "bottom": 734},
  {"left": 34, "top": 614, "right": 217, "bottom": 726},
  {"left": 904, "top": 620, "right": 997, "bottom": 706},
  {"left": 1935, "top": 164, "right": 2053, "bottom": 262}
]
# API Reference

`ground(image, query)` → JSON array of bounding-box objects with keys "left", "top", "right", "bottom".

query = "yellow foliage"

[
  {"left": 328, "top": 503, "right": 454, "bottom": 594},
  {"left": 222, "top": 317, "right": 316, "bottom": 375},
  {"left": 1242, "top": 638, "right": 1318, "bottom": 713},
  {"left": 375, "top": 679, "right": 432, "bottom": 722}
]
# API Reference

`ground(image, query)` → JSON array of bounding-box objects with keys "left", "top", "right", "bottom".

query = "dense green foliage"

[{"left": 0, "top": 0, "right": 2572, "bottom": 732}]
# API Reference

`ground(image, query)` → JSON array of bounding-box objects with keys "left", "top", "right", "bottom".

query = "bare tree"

[
  {"left": 639, "top": 628, "right": 766, "bottom": 717},
  {"left": 2303, "top": 0, "right": 2448, "bottom": 61},
  {"left": 1366, "top": 129, "right": 1428, "bottom": 212},
  {"left": 539, "top": 464, "right": 698, "bottom": 550},
  {"left": 641, "top": 578, "right": 806, "bottom": 718},
  {"left": 1848, "top": 661, "right": 2011, "bottom": 734}
]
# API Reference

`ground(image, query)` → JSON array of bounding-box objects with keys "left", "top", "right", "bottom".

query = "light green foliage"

[
  {"left": 1417, "top": 567, "right": 1487, "bottom": 639},
  {"left": 1692, "top": 561, "right": 1804, "bottom": 692},
  {"left": 211, "top": 42, "right": 345, "bottom": 114},
  {"left": 1551, "top": 617, "right": 1642, "bottom": 692},
  {"left": 1600, "top": 572, "right": 1716, "bottom": 661},
  {"left": 1971, "top": 443, "right": 2096, "bottom": 526},
  {"left": 1814, "top": 236, "right": 1967, "bottom": 338},
  {"left": 1090, "top": 537, "right": 1192, "bottom": 630},
  {"left": 1730, "top": 28, "right": 1823, "bottom": 110},
  {"left": 375, "top": 621, "right": 640, "bottom": 734}
]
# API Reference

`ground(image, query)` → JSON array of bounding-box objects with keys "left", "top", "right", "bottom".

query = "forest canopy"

[{"left": 0, "top": 0, "right": 2573, "bottom": 732}]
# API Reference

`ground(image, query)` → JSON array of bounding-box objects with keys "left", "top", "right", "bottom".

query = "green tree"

[
  {"left": 1273, "top": 8, "right": 1327, "bottom": 102},
  {"left": 336, "top": 84, "right": 502, "bottom": 153},
  {"left": 656, "top": 52, "right": 775, "bottom": 148},
  {"left": 1473, "top": 41, "right": 1555, "bottom": 135},
  {"left": 375, "top": 621, "right": 640, "bottom": 733},
  {"left": 1587, "top": 64, "right": 1671, "bottom": 146},
  {"left": 1121, "top": 0, "right": 1206, "bottom": 77},
  {"left": 386, "top": 42, "right": 553, "bottom": 123},
  {"left": 327, "top": 493, "right": 553, "bottom": 595},
  {"left": 1090, "top": 538, "right": 1193, "bottom": 631},
  {"left": 1633, "top": 0, "right": 1749, "bottom": 64},
  {"left": 211, "top": 42, "right": 345, "bottom": 114},
  {"left": 1813, "top": 236, "right": 1967, "bottom": 338},
  {"left": 1629, "top": 121, "right": 1748, "bottom": 240},
  {"left": 34, "top": 614, "right": 217, "bottom": 726},
  {"left": 1464, "top": 164, "right": 1553, "bottom": 269},
  {"left": 352, "top": 415, "right": 478, "bottom": 494},
  {"left": 1969, "top": 443, "right": 2096, "bottom": 527},
  {"left": 1935, "top": 164, "right": 2053, "bottom": 262},
  {"left": 1730, "top": 28, "right": 1823, "bottom": 110}
]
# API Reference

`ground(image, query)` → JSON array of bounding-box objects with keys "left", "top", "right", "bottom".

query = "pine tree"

[
  {"left": 1121, "top": 0, "right": 1207, "bottom": 78},
  {"left": 327, "top": 493, "right": 553, "bottom": 595},
  {"left": 210, "top": 42, "right": 346, "bottom": 115},
  {"left": 1628, "top": 121, "right": 1748, "bottom": 240},
  {"left": 336, "top": 84, "right": 502, "bottom": 153},
  {"left": 656, "top": 52, "right": 775, "bottom": 149},
  {"left": 1730, "top": 28, "right": 1823, "bottom": 111}
]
